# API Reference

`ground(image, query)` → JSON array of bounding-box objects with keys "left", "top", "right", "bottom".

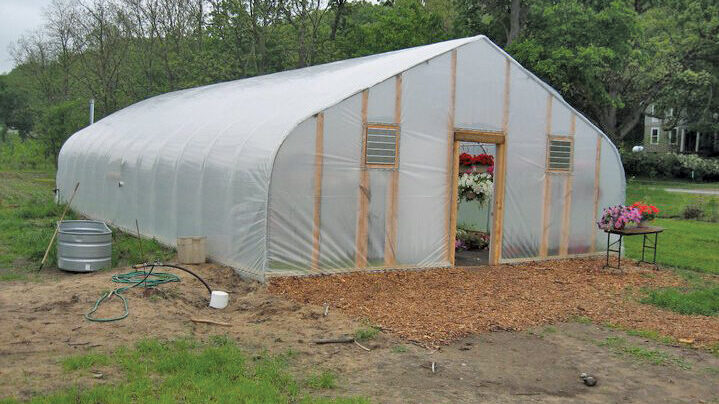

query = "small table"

[{"left": 604, "top": 226, "right": 664, "bottom": 271}]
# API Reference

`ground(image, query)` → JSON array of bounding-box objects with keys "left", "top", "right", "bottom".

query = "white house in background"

[{"left": 643, "top": 105, "right": 719, "bottom": 155}]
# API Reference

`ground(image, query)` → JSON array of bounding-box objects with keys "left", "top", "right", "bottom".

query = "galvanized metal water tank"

[{"left": 57, "top": 220, "right": 112, "bottom": 272}]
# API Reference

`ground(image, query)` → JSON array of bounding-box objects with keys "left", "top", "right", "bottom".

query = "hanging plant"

[{"left": 458, "top": 172, "right": 493, "bottom": 205}]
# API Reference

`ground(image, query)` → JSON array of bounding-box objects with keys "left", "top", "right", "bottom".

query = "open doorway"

[
  {"left": 449, "top": 130, "right": 506, "bottom": 267},
  {"left": 454, "top": 142, "right": 495, "bottom": 266}
]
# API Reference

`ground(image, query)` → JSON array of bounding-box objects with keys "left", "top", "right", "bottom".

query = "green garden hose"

[{"left": 85, "top": 266, "right": 181, "bottom": 322}]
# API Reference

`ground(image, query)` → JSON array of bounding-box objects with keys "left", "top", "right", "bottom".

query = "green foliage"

[
  {"left": 1, "top": 338, "right": 367, "bottom": 403},
  {"left": 0, "top": 132, "right": 53, "bottom": 171},
  {"left": 61, "top": 353, "right": 110, "bottom": 372},
  {"left": 622, "top": 150, "right": 719, "bottom": 181},
  {"left": 391, "top": 344, "right": 408, "bottom": 353},
  {"left": 354, "top": 326, "right": 380, "bottom": 341},
  {"left": 626, "top": 178, "right": 719, "bottom": 220},
  {"left": 622, "top": 218, "right": 719, "bottom": 274},
  {"left": 599, "top": 336, "right": 689, "bottom": 368},
  {"left": 305, "top": 370, "right": 338, "bottom": 389},
  {"left": 682, "top": 202, "right": 704, "bottom": 219},
  {"left": 36, "top": 99, "right": 87, "bottom": 166},
  {"left": 642, "top": 286, "right": 719, "bottom": 316},
  {"left": 0, "top": 75, "right": 33, "bottom": 137},
  {"left": 334, "top": 0, "right": 449, "bottom": 58}
]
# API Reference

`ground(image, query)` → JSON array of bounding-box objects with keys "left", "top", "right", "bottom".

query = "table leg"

[{"left": 652, "top": 233, "right": 659, "bottom": 269}]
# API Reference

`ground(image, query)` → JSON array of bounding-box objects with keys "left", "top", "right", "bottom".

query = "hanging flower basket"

[{"left": 458, "top": 153, "right": 494, "bottom": 206}]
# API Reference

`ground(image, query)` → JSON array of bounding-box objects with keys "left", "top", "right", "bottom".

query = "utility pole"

[{"left": 89, "top": 98, "right": 95, "bottom": 125}]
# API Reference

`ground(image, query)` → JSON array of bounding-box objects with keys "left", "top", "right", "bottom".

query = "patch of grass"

[
  {"left": 305, "top": 371, "right": 337, "bottom": 389},
  {"left": 391, "top": 344, "right": 408, "bottom": 353},
  {"left": 4, "top": 337, "right": 367, "bottom": 403},
  {"left": 570, "top": 315, "right": 593, "bottom": 324},
  {"left": 603, "top": 323, "right": 676, "bottom": 345},
  {"left": 622, "top": 218, "right": 719, "bottom": 274},
  {"left": 354, "top": 326, "right": 380, "bottom": 342},
  {"left": 542, "top": 326, "right": 557, "bottom": 334},
  {"left": 0, "top": 170, "right": 174, "bottom": 278},
  {"left": 624, "top": 329, "right": 675, "bottom": 345},
  {"left": 61, "top": 353, "right": 110, "bottom": 371},
  {"left": 641, "top": 286, "right": 719, "bottom": 316},
  {"left": 599, "top": 336, "right": 690, "bottom": 368},
  {"left": 626, "top": 178, "right": 719, "bottom": 219}
]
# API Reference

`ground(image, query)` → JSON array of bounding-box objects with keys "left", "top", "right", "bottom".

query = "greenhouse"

[{"left": 56, "top": 35, "right": 625, "bottom": 281}]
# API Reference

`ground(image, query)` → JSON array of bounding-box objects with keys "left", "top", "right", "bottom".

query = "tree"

[
  {"left": 36, "top": 99, "right": 87, "bottom": 165},
  {"left": 0, "top": 74, "right": 34, "bottom": 140}
]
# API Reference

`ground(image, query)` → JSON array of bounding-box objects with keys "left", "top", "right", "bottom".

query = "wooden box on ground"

[{"left": 177, "top": 237, "right": 207, "bottom": 264}]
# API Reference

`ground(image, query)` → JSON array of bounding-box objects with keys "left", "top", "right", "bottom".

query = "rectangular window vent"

[
  {"left": 365, "top": 125, "right": 399, "bottom": 167},
  {"left": 548, "top": 138, "right": 573, "bottom": 172}
]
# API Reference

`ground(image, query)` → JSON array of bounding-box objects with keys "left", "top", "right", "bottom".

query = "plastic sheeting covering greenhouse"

[{"left": 57, "top": 35, "right": 625, "bottom": 281}]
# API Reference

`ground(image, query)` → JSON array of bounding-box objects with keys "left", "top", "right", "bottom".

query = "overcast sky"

[{"left": 0, "top": 0, "right": 51, "bottom": 74}]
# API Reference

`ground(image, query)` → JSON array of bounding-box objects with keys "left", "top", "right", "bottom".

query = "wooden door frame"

[{"left": 450, "top": 129, "right": 507, "bottom": 266}]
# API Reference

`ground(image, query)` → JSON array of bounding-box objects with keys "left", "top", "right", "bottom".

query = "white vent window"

[
  {"left": 365, "top": 124, "right": 399, "bottom": 167},
  {"left": 547, "top": 137, "right": 573, "bottom": 172}
]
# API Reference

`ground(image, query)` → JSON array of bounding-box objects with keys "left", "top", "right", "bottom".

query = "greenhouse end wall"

[{"left": 266, "top": 38, "right": 625, "bottom": 276}]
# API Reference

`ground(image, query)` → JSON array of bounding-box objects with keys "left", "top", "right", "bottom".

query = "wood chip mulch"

[{"left": 268, "top": 258, "right": 719, "bottom": 348}]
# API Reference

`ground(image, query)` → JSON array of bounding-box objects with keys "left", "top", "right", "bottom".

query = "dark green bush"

[
  {"left": 682, "top": 202, "right": 704, "bottom": 219},
  {"left": 621, "top": 150, "right": 719, "bottom": 181}
]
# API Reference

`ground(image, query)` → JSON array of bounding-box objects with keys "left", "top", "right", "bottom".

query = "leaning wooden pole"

[{"left": 39, "top": 182, "right": 79, "bottom": 270}]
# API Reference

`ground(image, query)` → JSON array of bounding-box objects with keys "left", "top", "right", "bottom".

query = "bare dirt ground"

[{"left": 1, "top": 260, "right": 718, "bottom": 403}]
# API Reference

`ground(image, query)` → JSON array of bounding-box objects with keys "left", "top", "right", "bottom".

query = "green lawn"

[
  {"left": 0, "top": 337, "right": 367, "bottom": 404},
  {"left": 0, "top": 171, "right": 173, "bottom": 280},
  {"left": 623, "top": 218, "right": 719, "bottom": 275},
  {"left": 624, "top": 179, "right": 719, "bottom": 318},
  {"left": 626, "top": 178, "right": 719, "bottom": 220}
]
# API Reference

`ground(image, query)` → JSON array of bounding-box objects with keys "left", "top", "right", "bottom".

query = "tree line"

[{"left": 0, "top": 0, "right": 717, "bottom": 165}]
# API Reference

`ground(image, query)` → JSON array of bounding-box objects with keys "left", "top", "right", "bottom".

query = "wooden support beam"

[
  {"left": 590, "top": 134, "right": 602, "bottom": 253},
  {"left": 449, "top": 140, "right": 460, "bottom": 264},
  {"left": 355, "top": 90, "right": 370, "bottom": 268},
  {"left": 446, "top": 50, "right": 458, "bottom": 264},
  {"left": 559, "top": 114, "right": 576, "bottom": 256},
  {"left": 489, "top": 58, "right": 511, "bottom": 265},
  {"left": 384, "top": 74, "right": 402, "bottom": 266},
  {"left": 311, "top": 113, "right": 324, "bottom": 270},
  {"left": 454, "top": 130, "right": 505, "bottom": 144},
  {"left": 539, "top": 95, "right": 553, "bottom": 257}
]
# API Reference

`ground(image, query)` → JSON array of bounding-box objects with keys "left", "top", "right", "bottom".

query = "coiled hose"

[{"left": 85, "top": 263, "right": 212, "bottom": 322}]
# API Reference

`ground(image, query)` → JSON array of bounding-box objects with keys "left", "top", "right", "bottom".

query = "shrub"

[
  {"left": 621, "top": 150, "right": 719, "bottom": 181},
  {"left": 682, "top": 202, "right": 704, "bottom": 219}
]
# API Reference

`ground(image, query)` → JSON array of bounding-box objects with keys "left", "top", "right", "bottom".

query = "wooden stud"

[
  {"left": 559, "top": 114, "right": 576, "bottom": 256},
  {"left": 454, "top": 130, "right": 505, "bottom": 144},
  {"left": 449, "top": 140, "right": 460, "bottom": 264},
  {"left": 489, "top": 58, "right": 511, "bottom": 265},
  {"left": 311, "top": 113, "right": 324, "bottom": 270},
  {"left": 590, "top": 134, "right": 602, "bottom": 253},
  {"left": 384, "top": 74, "right": 402, "bottom": 266},
  {"left": 355, "top": 91, "right": 370, "bottom": 268},
  {"left": 446, "top": 50, "right": 458, "bottom": 264},
  {"left": 539, "top": 94, "right": 553, "bottom": 257}
]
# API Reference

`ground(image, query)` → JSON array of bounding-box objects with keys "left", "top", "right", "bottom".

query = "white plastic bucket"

[{"left": 209, "top": 291, "right": 229, "bottom": 309}]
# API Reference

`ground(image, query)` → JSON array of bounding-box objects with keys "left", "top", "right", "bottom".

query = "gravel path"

[{"left": 664, "top": 187, "right": 719, "bottom": 195}]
